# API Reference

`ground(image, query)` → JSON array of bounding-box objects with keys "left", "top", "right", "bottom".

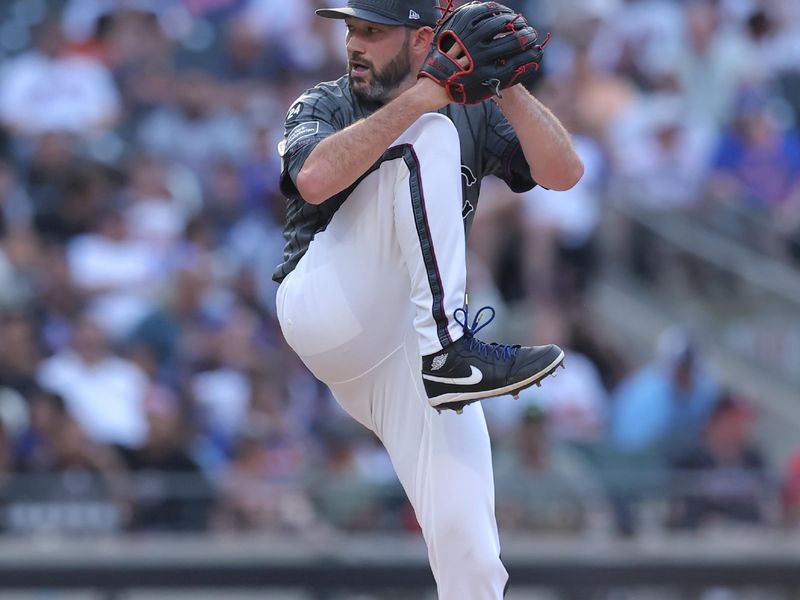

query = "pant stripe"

[
  {"left": 401, "top": 145, "right": 452, "bottom": 349},
  {"left": 359, "top": 144, "right": 453, "bottom": 350}
]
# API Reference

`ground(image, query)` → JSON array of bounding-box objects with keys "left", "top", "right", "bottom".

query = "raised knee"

[{"left": 404, "top": 113, "right": 461, "bottom": 161}]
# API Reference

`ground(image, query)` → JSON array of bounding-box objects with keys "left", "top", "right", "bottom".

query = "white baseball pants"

[{"left": 276, "top": 113, "right": 507, "bottom": 599}]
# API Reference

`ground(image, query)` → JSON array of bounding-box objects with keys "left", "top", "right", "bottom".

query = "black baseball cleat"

[{"left": 422, "top": 304, "right": 564, "bottom": 413}]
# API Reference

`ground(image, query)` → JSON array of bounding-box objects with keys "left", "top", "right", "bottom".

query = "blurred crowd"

[{"left": 0, "top": 0, "right": 797, "bottom": 538}]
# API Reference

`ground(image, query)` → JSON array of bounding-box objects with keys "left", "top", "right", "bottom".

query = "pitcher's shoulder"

[
  {"left": 284, "top": 77, "right": 355, "bottom": 123},
  {"left": 294, "top": 76, "right": 352, "bottom": 104}
]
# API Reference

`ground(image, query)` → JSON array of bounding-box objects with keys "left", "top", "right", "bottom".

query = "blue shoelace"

[{"left": 454, "top": 303, "right": 518, "bottom": 361}]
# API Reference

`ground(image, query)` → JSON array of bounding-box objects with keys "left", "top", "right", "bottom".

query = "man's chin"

[
  {"left": 349, "top": 74, "right": 371, "bottom": 89},
  {"left": 350, "top": 80, "right": 382, "bottom": 102}
]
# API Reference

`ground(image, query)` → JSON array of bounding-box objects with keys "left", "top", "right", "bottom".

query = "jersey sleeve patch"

[
  {"left": 287, "top": 101, "right": 304, "bottom": 120},
  {"left": 285, "top": 121, "right": 321, "bottom": 152}
]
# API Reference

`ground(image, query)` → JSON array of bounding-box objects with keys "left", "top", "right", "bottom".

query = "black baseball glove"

[{"left": 419, "top": 1, "right": 548, "bottom": 105}]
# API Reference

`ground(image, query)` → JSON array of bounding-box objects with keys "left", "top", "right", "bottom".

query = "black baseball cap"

[{"left": 316, "top": 0, "right": 439, "bottom": 28}]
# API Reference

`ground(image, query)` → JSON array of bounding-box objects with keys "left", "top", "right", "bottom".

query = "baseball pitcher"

[{"left": 274, "top": 1, "right": 583, "bottom": 597}]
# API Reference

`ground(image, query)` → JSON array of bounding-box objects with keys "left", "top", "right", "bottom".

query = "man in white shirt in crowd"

[{"left": 38, "top": 313, "right": 149, "bottom": 448}]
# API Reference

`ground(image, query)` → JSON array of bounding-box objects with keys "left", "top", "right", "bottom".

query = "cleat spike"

[
  {"left": 456, "top": 408, "right": 464, "bottom": 415},
  {"left": 512, "top": 393, "right": 520, "bottom": 400},
  {"left": 535, "top": 381, "right": 541, "bottom": 387}
]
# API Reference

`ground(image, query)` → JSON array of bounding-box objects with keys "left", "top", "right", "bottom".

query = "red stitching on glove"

[
  {"left": 435, "top": 0, "right": 456, "bottom": 28},
  {"left": 506, "top": 62, "right": 538, "bottom": 88}
]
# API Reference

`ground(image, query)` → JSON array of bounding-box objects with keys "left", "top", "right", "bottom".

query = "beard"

[{"left": 348, "top": 34, "right": 412, "bottom": 103}]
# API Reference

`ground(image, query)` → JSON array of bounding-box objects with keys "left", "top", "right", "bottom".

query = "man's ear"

[{"left": 412, "top": 26, "right": 435, "bottom": 56}]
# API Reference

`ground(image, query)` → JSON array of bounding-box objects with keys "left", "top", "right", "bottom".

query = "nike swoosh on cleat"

[{"left": 422, "top": 365, "right": 483, "bottom": 385}]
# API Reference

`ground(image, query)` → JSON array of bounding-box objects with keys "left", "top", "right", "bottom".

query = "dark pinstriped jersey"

[{"left": 273, "top": 75, "right": 536, "bottom": 283}]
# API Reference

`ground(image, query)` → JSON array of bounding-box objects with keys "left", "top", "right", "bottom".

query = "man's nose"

[{"left": 346, "top": 33, "right": 366, "bottom": 56}]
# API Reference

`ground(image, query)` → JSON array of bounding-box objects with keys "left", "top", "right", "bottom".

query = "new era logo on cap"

[{"left": 409, "top": 9, "right": 420, "bottom": 19}]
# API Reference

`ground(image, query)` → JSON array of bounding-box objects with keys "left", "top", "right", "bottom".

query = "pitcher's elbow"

[
  {"left": 564, "top": 158, "right": 585, "bottom": 190},
  {"left": 296, "top": 168, "right": 327, "bottom": 205},
  {"left": 544, "top": 158, "right": 584, "bottom": 191}
]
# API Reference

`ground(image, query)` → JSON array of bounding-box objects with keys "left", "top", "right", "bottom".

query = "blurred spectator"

[
  {"left": 494, "top": 405, "right": 603, "bottom": 533},
  {"left": 0, "top": 312, "right": 42, "bottom": 395},
  {"left": 63, "top": 0, "right": 175, "bottom": 46},
  {"left": 215, "top": 14, "right": 290, "bottom": 83},
  {"left": 675, "top": 0, "right": 755, "bottom": 127},
  {"left": 536, "top": 40, "right": 636, "bottom": 142},
  {"left": 522, "top": 134, "right": 605, "bottom": 299},
  {"left": 211, "top": 428, "right": 317, "bottom": 532},
  {"left": 782, "top": 450, "right": 800, "bottom": 527},
  {"left": 611, "top": 327, "right": 718, "bottom": 460},
  {"left": 15, "top": 389, "right": 73, "bottom": 472},
  {"left": 0, "top": 159, "right": 32, "bottom": 233},
  {"left": 0, "top": 19, "right": 120, "bottom": 137},
  {"left": 237, "top": 113, "right": 282, "bottom": 210},
  {"left": 609, "top": 94, "right": 715, "bottom": 208},
  {"left": 0, "top": 229, "right": 38, "bottom": 310},
  {"left": 463, "top": 181, "right": 527, "bottom": 307},
  {"left": 589, "top": 0, "right": 684, "bottom": 89},
  {"left": 743, "top": 7, "right": 800, "bottom": 82},
  {"left": 69, "top": 4, "right": 180, "bottom": 124},
  {"left": 126, "top": 262, "right": 220, "bottom": 381},
  {"left": 668, "top": 393, "right": 768, "bottom": 530},
  {"left": 137, "top": 70, "right": 250, "bottom": 169},
  {"left": 708, "top": 88, "right": 800, "bottom": 211},
  {"left": 220, "top": 369, "right": 326, "bottom": 517},
  {"left": 117, "top": 383, "right": 214, "bottom": 531},
  {"left": 25, "top": 132, "right": 81, "bottom": 240},
  {"left": 241, "top": 0, "right": 331, "bottom": 74},
  {"left": 224, "top": 188, "right": 286, "bottom": 314},
  {"left": 246, "top": 373, "right": 306, "bottom": 451},
  {"left": 308, "top": 422, "right": 385, "bottom": 532},
  {"left": 10, "top": 389, "right": 131, "bottom": 534},
  {"left": 121, "top": 154, "right": 194, "bottom": 252},
  {"left": 67, "top": 208, "right": 164, "bottom": 338},
  {"left": 191, "top": 306, "right": 262, "bottom": 459},
  {"left": 567, "top": 309, "right": 629, "bottom": 394},
  {"left": 35, "top": 243, "right": 86, "bottom": 354},
  {"left": 57, "top": 163, "right": 121, "bottom": 242},
  {"left": 37, "top": 314, "right": 150, "bottom": 448},
  {"left": 203, "top": 160, "right": 246, "bottom": 238}
]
